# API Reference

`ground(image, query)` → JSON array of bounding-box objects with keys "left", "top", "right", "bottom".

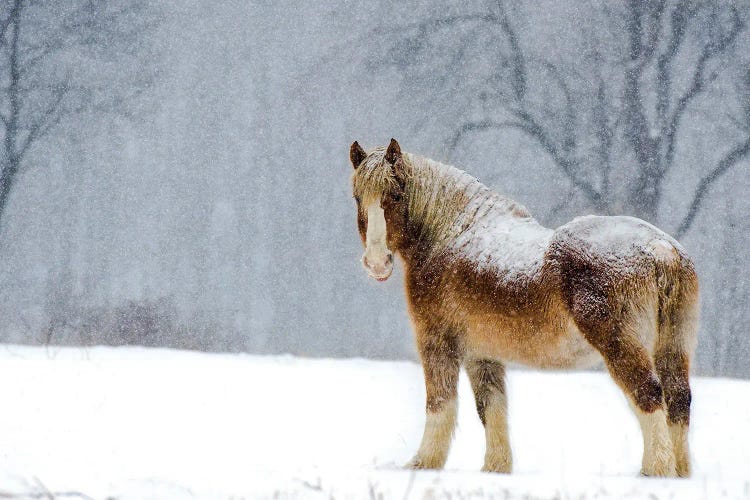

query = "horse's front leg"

[
  {"left": 407, "top": 327, "right": 461, "bottom": 470},
  {"left": 465, "top": 359, "right": 512, "bottom": 473}
]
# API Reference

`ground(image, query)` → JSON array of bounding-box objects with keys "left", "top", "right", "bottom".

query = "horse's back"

[{"left": 547, "top": 215, "right": 692, "bottom": 279}]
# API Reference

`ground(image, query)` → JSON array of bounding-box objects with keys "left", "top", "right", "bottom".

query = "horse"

[{"left": 348, "top": 139, "right": 699, "bottom": 478}]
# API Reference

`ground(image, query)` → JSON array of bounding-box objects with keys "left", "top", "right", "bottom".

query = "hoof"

[
  {"left": 405, "top": 457, "right": 442, "bottom": 470},
  {"left": 405, "top": 459, "right": 424, "bottom": 470},
  {"left": 481, "top": 451, "right": 512, "bottom": 474},
  {"left": 481, "top": 463, "right": 512, "bottom": 474},
  {"left": 640, "top": 463, "right": 677, "bottom": 478}
]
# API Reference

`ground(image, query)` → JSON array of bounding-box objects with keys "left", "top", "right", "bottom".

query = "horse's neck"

[
  {"left": 435, "top": 187, "right": 551, "bottom": 273},
  {"left": 453, "top": 200, "right": 552, "bottom": 277},
  {"left": 401, "top": 154, "right": 552, "bottom": 274}
]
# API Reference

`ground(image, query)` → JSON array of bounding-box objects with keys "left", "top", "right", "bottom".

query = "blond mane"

[{"left": 353, "top": 149, "right": 533, "bottom": 258}]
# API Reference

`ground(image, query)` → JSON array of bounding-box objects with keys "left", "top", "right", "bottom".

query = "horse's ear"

[
  {"left": 384, "top": 138, "right": 402, "bottom": 164},
  {"left": 350, "top": 141, "right": 367, "bottom": 169},
  {"left": 387, "top": 138, "right": 406, "bottom": 188}
]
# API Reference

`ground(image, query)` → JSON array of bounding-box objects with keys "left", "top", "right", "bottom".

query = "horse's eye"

[
  {"left": 391, "top": 193, "right": 402, "bottom": 202},
  {"left": 353, "top": 195, "right": 361, "bottom": 204}
]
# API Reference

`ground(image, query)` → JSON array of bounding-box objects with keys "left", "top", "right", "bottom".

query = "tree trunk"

[
  {"left": 629, "top": 169, "right": 661, "bottom": 223},
  {"left": 0, "top": 0, "right": 22, "bottom": 231},
  {"left": 0, "top": 157, "right": 20, "bottom": 226}
]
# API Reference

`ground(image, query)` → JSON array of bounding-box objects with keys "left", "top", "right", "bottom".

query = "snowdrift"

[{"left": 0, "top": 346, "right": 747, "bottom": 499}]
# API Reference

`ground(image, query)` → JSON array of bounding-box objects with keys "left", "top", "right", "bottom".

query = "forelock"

[{"left": 351, "top": 147, "right": 397, "bottom": 206}]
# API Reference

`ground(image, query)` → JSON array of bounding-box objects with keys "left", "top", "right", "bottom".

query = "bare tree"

[
  {"left": 371, "top": 0, "right": 748, "bottom": 236},
  {"left": 0, "top": 0, "right": 159, "bottom": 228}
]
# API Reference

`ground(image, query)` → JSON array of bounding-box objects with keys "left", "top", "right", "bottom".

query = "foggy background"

[{"left": 0, "top": 0, "right": 747, "bottom": 377}]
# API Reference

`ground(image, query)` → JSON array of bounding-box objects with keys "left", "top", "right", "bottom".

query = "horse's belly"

[{"left": 463, "top": 311, "right": 602, "bottom": 370}]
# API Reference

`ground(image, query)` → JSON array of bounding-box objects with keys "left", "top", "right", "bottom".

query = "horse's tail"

[
  {"left": 651, "top": 239, "right": 699, "bottom": 476},
  {"left": 651, "top": 241, "right": 699, "bottom": 383}
]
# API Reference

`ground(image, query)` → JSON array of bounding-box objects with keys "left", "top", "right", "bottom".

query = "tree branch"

[
  {"left": 0, "top": 6, "right": 13, "bottom": 44},
  {"left": 508, "top": 108, "right": 602, "bottom": 208},
  {"left": 496, "top": 0, "right": 525, "bottom": 100},
  {"left": 19, "top": 37, "right": 67, "bottom": 76},
  {"left": 371, "top": 13, "right": 499, "bottom": 37},
  {"left": 593, "top": 65, "right": 614, "bottom": 200},
  {"left": 18, "top": 86, "right": 67, "bottom": 160},
  {"left": 625, "top": 0, "right": 667, "bottom": 75},
  {"left": 663, "top": 5, "right": 744, "bottom": 174},
  {"left": 449, "top": 116, "right": 603, "bottom": 210},
  {"left": 448, "top": 118, "right": 524, "bottom": 153},
  {"left": 622, "top": 0, "right": 673, "bottom": 183},
  {"left": 676, "top": 136, "right": 750, "bottom": 238},
  {"left": 655, "top": 0, "right": 697, "bottom": 131},
  {"left": 622, "top": 1, "right": 663, "bottom": 188},
  {"left": 538, "top": 60, "right": 576, "bottom": 154}
]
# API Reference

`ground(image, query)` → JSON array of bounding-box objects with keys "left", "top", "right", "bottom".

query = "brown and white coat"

[{"left": 350, "top": 139, "right": 699, "bottom": 478}]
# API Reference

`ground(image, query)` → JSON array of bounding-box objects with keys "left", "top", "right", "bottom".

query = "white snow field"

[{"left": 0, "top": 346, "right": 748, "bottom": 499}]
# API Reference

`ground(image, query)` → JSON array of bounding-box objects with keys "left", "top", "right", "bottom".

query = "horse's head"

[{"left": 350, "top": 138, "right": 409, "bottom": 282}]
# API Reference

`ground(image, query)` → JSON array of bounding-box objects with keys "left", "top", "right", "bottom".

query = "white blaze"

[
  {"left": 366, "top": 202, "right": 387, "bottom": 250},
  {"left": 363, "top": 202, "right": 392, "bottom": 278}
]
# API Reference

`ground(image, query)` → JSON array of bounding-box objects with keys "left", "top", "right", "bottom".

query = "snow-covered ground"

[{"left": 0, "top": 346, "right": 747, "bottom": 499}]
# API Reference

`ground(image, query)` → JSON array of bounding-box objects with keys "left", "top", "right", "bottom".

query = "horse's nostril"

[
  {"left": 387, "top": 254, "right": 394, "bottom": 264},
  {"left": 362, "top": 255, "right": 369, "bottom": 268}
]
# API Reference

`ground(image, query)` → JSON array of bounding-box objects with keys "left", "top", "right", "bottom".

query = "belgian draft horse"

[{"left": 349, "top": 139, "right": 698, "bottom": 477}]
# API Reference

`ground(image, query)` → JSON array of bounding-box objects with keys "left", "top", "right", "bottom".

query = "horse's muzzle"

[{"left": 362, "top": 252, "right": 393, "bottom": 282}]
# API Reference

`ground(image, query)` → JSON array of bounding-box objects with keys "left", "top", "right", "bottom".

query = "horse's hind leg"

[
  {"left": 466, "top": 359, "right": 511, "bottom": 473},
  {"left": 604, "top": 335, "right": 676, "bottom": 477},
  {"left": 571, "top": 298, "right": 676, "bottom": 477},
  {"left": 654, "top": 272, "right": 699, "bottom": 477},
  {"left": 654, "top": 348, "right": 691, "bottom": 477},
  {"left": 609, "top": 336, "right": 675, "bottom": 477}
]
